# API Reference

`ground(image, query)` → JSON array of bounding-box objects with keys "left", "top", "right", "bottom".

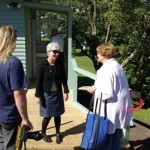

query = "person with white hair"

[{"left": 35, "top": 42, "right": 69, "bottom": 144}]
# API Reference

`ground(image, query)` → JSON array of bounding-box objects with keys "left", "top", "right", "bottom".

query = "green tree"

[
  {"left": 40, "top": 0, "right": 150, "bottom": 107},
  {"left": 62, "top": 0, "right": 150, "bottom": 107}
]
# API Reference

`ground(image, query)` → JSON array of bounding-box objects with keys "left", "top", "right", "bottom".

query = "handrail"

[
  {"left": 70, "top": 58, "right": 142, "bottom": 113},
  {"left": 70, "top": 58, "right": 95, "bottom": 113},
  {"left": 70, "top": 58, "right": 142, "bottom": 146},
  {"left": 72, "top": 59, "right": 96, "bottom": 80}
]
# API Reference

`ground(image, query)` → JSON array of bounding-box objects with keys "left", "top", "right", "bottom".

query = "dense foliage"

[{"left": 62, "top": 0, "right": 150, "bottom": 107}]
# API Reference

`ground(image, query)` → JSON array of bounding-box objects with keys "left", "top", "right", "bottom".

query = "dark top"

[
  {"left": 0, "top": 56, "right": 29, "bottom": 123},
  {"left": 35, "top": 59, "right": 69, "bottom": 97}
]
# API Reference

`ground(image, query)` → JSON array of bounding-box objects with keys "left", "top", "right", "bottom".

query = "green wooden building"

[
  {"left": 0, "top": 0, "right": 72, "bottom": 80},
  {"left": 0, "top": 0, "right": 95, "bottom": 111}
]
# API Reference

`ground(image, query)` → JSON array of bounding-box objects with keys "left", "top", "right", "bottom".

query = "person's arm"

[
  {"left": 60, "top": 64, "right": 69, "bottom": 93},
  {"left": 78, "top": 86, "right": 96, "bottom": 94},
  {"left": 59, "top": 65, "right": 69, "bottom": 101},
  {"left": 95, "top": 68, "right": 114, "bottom": 100},
  {"left": 63, "top": 93, "right": 68, "bottom": 101},
  {"left": 13, "top": 88, "right": 33, "bottom": 129},
  {"left": 35, "top": 63, "right": 44, "bottom": 98}
]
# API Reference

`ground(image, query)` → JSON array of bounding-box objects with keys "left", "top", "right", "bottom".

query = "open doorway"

[{"left": 32, "top": 19, "right": 59, "bottom": 77}]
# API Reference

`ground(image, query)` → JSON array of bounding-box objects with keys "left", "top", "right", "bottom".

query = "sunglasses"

[{"left": 51, "top": 50, "right": 60, "bottom": 54}]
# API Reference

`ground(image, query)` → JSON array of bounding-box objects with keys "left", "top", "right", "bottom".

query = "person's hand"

[
  {"left": 35, "top": 97, "right": 41, "bottom": 104},
  {"left": 63, "top": 93, "right": 68, "bottom": 101},
  {"left": 21, "top": 119, "right": 33, "bottom": 130},
  {"left": 86, "top": 86, "right": 96, "bottom": 94},
  {"left": 78, "top": 86, "right": 95, "bottom": 94}
]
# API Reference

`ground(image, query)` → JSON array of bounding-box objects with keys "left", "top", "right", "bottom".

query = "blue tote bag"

[{"left": 80, "top": 93, "right": 109, "bottom": 150}]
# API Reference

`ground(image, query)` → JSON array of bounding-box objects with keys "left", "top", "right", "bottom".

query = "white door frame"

[{"left": 32, "top": 19, "right": 58, "bottom": 77}]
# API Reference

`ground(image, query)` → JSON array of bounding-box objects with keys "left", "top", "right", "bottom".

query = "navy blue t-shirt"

[{"left": 0, "top": 56, "right": 29, "bottom": 123}]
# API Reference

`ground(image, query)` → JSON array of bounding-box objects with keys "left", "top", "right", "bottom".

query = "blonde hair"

[
  {"left": 96, "top": 43, "right": 116, "bottom": 58},
  {"left": 0, "top": 25, "right": 17, "bottom": 63}
]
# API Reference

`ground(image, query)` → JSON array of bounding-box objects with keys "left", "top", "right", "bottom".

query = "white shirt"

[
  {"left": 51, "top": 34, "right": 64, "bottom": 52},
  {"left": 93, "top": 58, "right": 133, "bottom": 134}
]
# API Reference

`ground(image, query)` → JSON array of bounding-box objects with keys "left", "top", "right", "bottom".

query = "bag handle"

[
  {"left": 88, "top": 92, "right": 107, "bottom": 148},
  {"left": 88, "top": 93, "right": 107, "bottom": 118},
  {"left": 88, "top": 94, "right": 95, "bottom": 112}
]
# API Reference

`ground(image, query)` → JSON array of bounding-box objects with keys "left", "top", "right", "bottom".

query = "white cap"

[{"left": 46, "top": 42, "right": 60, "bottom": 53}]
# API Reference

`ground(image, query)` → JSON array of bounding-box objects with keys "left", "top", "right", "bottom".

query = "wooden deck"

[{"left": 25, "top": 87, "right": 86, "bottom": 150}]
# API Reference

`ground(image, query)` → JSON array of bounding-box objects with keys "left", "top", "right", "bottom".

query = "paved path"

[{"left": 129, "top": 119, "right": 150, "bottom": 150}]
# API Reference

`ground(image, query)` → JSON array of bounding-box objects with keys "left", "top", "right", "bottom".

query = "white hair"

[{"left": 46, "top": 42, "right": 60, "bottom": 53}]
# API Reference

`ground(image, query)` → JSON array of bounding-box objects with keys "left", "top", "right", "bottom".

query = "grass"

[
  {"left": 72, "top": 49, "right": 96, "bottom": 74},
  {"left": 73, "top": 51, "right": 150, "bottom": 123},
  {"left": 74, "top": 55, "right": 96, "bottom": 74},
  {"left": 133, "top": 108, "right": 150, "bottom": 122}
]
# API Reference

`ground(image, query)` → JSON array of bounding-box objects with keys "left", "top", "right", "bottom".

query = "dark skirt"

[{"left": 40, "top": 91, "right": 65, "bottom": 117}]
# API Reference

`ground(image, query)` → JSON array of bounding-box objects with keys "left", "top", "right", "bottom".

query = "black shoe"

[
  {"left": 56, "top": 133, "right": 62, "bottom": 144},
  {"left": 42, "top": 133, "right": 52, "bottom": 142}
]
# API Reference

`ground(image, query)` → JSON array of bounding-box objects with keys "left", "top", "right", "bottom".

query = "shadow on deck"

[
  {"left": 25, "top": 80, "right": 150, "bottom": 150},
  {"left": 25, "top": 81, "right": 86, "bottom": 150}
]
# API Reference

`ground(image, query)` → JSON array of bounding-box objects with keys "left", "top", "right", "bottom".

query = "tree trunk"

[
  {"left": 121, "top": 49, "right": 138, "bottom": 67},
  {"left": 92, "top": 0, "right": 96, "bottom": 35},
  {"left": 105, "top": 20, "right": 112, "bottom": 43}
]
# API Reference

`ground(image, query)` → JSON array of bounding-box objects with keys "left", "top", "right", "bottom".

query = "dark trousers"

[
  {"left": 0, "top": 123, "right": 18, "bottom": 150},
  {"left": 100, "top": 129, "right": 123, "bottom": 150}
]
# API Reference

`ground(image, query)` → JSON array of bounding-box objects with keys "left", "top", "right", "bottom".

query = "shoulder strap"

[
  {"left": 88, "top": 94, "right": 95, "bottom": 112},
  {"left": 88, "top": 93, "right": 107, "bottom": 117}
]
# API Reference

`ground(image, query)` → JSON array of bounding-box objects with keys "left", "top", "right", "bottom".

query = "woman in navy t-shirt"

[{"left": 0, "top": 25, "right": 33, "bottom": 149}]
